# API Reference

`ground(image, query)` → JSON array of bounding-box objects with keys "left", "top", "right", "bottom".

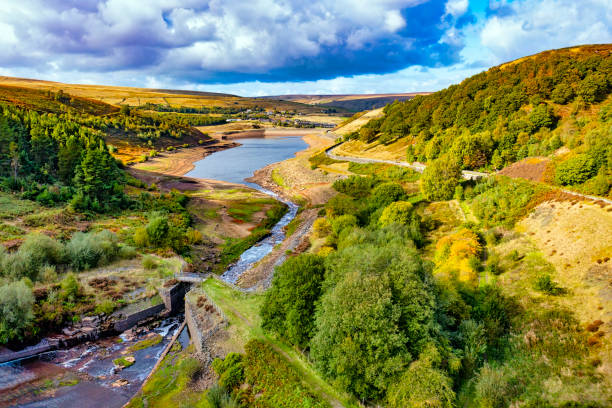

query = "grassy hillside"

[
  {"left": 261, "top": 92, "right": 429, "bottom": 112},
  {"left": 349, "top": 44, "right": 612, "bottom": 198},
  {"left": 0, "top": 76, "right": 328, "bottom": 113}
]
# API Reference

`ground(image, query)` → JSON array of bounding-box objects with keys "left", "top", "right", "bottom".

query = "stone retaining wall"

[
  {"left": 114, "top": 303, "right": 165, "bottom": 332},
  {"left": 184, "top": 288, "right": 227, "bottom": 356}
]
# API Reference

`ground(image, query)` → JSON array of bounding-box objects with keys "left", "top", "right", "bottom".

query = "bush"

[
  {"left": 94, "top": 299, "right": 116, "bottom": 315},
  {"left": 1, "top": 233, "right": 65, "bottom": 281},
  {"left": 370, "top": 182, "right": 406, "bottom": 208},
  {"left": 555, "top": 154, "right": 597, "bottom": 185},
  {"left": 181, "top": 357, "right": 203, "bottom": 381},
  {"left": 60, "top": 272, "right": 80, "bottom": 302},
  {"left": 332, "top": 175, "right": 379, "bottom": 198},
  {"left": 133, "top": 227, "right": 149, "bottom": 247},
  {"left": 330, "top": 214, "right": 358, "bottom": 236},
  {"left": 387, "top": 359, "right": 455, "bottom": 408},
  {"left": 312, "top": 218, "right": 332, "bottom": 238},
  {"left": 379, "top": 201, "right": 418, "bottom": 228},
  {"left": 142, "top": 255, "right": 158, "bottom": 270},
  {"left": 212, "top": 353, "right": 244, "bottom": 389},
  {"left": 146, "top": 213, "right": 169, "bottom": 245},
  {"left": 0, "top": 280, "right": 35, "bottom": 343},
  {"left": 66, "top": 230, "right": 119, "bottom": 271},
  {"left": 534, "top": 274, "right": 564, "bottom": 295},
  {"left": 421, "top": 156, "right": 462, "bottom": 201}
]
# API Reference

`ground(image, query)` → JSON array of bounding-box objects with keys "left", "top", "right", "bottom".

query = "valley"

[{"left": 0, "top": 43, "right": 611, "bottom": 408}]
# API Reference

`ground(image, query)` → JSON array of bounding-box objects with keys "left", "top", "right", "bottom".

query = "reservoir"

[{"left": 186, "top": 136, "right": 308, "bottom": 188}]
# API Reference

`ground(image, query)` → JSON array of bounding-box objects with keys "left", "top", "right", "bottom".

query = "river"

[
  {"left": 1, "top": 135, "right": 308, "bottom": 407},
  {"left": 186, "top": 136, "right": 307, "bottom": 284}
]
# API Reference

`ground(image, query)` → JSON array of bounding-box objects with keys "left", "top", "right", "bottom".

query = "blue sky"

[{"left": 0, "top": 0, "right": 610, "bottom": 96}]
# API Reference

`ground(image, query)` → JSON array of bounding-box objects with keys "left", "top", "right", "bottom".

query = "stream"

[
  {"left": 186, "top": 136, "right": 307, "bottom": 284},
  {"left": 1, "top": 135, "right": 307, "bottom": 407}
]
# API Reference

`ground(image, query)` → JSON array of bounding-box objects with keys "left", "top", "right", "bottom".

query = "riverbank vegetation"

[{"left": 0, "top": 87, "right": 291, "bottom": 350}]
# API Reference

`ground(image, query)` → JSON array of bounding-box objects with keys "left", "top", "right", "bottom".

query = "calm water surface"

[
  {"left": 186, "top": 136, "right": 308, "bottom": 187},
  {"left": 187, "top": 136, "right": 308, "bottom": 285}
]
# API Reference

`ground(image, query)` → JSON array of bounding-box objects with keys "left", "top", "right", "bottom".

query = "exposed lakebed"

[
  {"left": 1, "top": 135, "right": 308, "bottom": 407},
  {"left": 187, "top": 136, "right": 307, "bottom": 285}
]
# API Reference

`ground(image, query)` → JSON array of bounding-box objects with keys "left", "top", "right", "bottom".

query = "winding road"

[{"left": 324, "top": 131, "right": 612, "bottom": 205}]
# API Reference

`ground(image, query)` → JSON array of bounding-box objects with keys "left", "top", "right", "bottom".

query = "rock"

[
  {"left": 62, "top": 328, "right": 79, "bottom": 336},
  {"left": 111, "top": 379, "right": 129, "bottom": 387}
]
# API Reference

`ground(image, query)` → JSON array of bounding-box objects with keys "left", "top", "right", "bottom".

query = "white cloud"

[
  {"left": 445, "top": 0, "right": 469, "bottom": 17},
  {"left": 479, "top": 0, "right": 612, "bottom": 63}
]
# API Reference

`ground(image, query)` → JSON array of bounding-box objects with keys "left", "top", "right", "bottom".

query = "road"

[
  {"left": 324, "top": 136, "right": 488, "bottom": 180},
  {"left": 323, "top": 131, "right": 612, "bottom": 205}
]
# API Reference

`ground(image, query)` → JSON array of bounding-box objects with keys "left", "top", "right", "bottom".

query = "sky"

[{"left": 0, "top": 0, "right": 611, "bottom": 96}]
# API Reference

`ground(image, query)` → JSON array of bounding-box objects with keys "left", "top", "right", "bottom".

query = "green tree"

[
  {"left": 386, "top": 359, "right": 455, "bottom": 408},
  {"left": 551, "top": 82, "right": 575, "bottom": 104},
  {"left": 58, "top": 135, "right": 82, "bottom": 183},
  {"left": 379, "top": 201, "right": 417, "bottom": 227},
  {"left": 420, "top": 156, "right": 462, "bottom": 201},
  {"left": 261, "top": 254, "right": 325, "bottom": 348},
  {"left": 0, "top": 280, "right": 35, "bottom": 343},
  {"left": 370, "top": 182, "right": 406, "bottom": 208},
  {"left": 311, "top": 243, "right": 434, "bottom": 400},
  {"left": 555, "top": 154, "right": 596, "bottom": 185}
]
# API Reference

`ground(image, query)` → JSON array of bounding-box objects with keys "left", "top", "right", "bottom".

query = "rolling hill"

[
  {"left": 0, "top": 76, "right": 331, "bottom": 113},
  {"left": 260, "top": 92, "right": 429, "bottom": 111},
  {"left": 339, "top": 44, "right": 612, "bottom": 198}
]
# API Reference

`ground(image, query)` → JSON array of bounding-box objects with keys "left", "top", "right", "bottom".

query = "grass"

[
  {"left": 0, "top": 192, "right": 41, "bottom": 219},
  {"left": 0, "top": 222, "right": 26, "bottom": 241},
  {"left": 126, "top": 345, "right": 209, "bottom": 408},
  {"left": 129, "top": 334, "right": 163, "bottom": 352},
  {"left": 271, "top": 169, "right": 287, "bottom": 188},
  {"left": 201, "top": 278, "right": 359, "bottom": 407},
  {"left": 114, "top": 356, "right": 136, "bottom": 368}
]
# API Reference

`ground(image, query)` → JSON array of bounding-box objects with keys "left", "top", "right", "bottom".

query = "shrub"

[
  {"left": 330, "top": 214, "right": 358, "bottom": 236},
  {"left": 421, "top": 156, "right": 462, "bottom": 201},
  {"left": 142, "top": 255, "right": 158, "bottom": 270},
  {"left": 332, "top": 175, "right": 379, "bottom": 198},
  {"left": 146, "top": 214, "right": 169, "bottom": 245},
  {"left": 0, "top": 280, "right": 35, "bottom": 343},
  {"left": 60, "top": 273, "right": 80, "bottom": 302},
  {"left": 387, "top": 359, "right": 455, "bottom": 408},
  {"left": 94, "top": 299, "right": 116, "bottom": 315},
  {"left": 133, "top": 227, "right": 149, "bottom": 247},
  {"left": 181, "top": 357, "right": 203, "bottom": 381},
  {"left": 185, "top": 228, "right": 203, "bottom": 244},
  {"left": 370, "top": 182, "right": 406, "bottom": 208},
  {"left": 379, "top": 201, "right": 418, "bottom": 228},
  {"left": 555, "top": 154, "right": 597, "bottom": 185},
  {"left": 212, "top": 353, "right": 244, "bottom": 389},
  {"left": 66, "top": 230, "right": 119, "bottom": 271},
  {"left": 313, "top": 218, "right": 332, "bottom": 238},
  {"left": 534, "top": 274, "right": 564, "bottom": 295},
  {"left": 2, "top": 233, "right": 65, "bottom": 280}
]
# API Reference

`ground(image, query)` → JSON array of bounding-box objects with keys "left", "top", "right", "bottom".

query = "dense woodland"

[{"left": 350, "top": 45, "right": 612, "bottom": 197}]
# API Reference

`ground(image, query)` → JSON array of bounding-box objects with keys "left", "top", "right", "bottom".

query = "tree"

[
  {"left": 72, "top": 142, "right": 124, "bottom": 210},
  {"left": 0, "top": 280, "right": 35, "bottom": 343},
  {"left": 551, "top": 82, "right": 575, "bottom": 104},
  {"left": 311, "top": 243, "right": 434, "bottom": 400},
  {"left": 379, "top": 201, "right": 417, "bottom": 228},
  {"left": 420, "top": 156, "right": 462, "bottom": 201},
  {"left": 370, "top": 182, "right": 406, "bottom": 208},
  {"left": 261, "top": 254, "right": 325, "bottom": 348},
  {"left": 555, "top": 154, "right": 596, "bottom": 185},
  {"left": 386, "top": 359, "right": 455, "bottom": 408}
]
